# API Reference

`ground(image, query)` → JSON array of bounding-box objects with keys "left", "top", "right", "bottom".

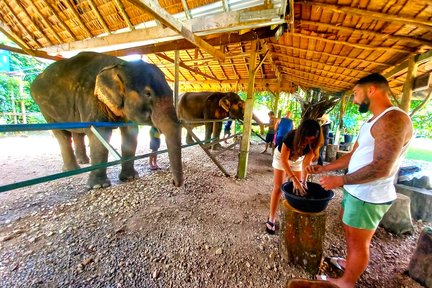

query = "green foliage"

[
  {"left": 0, "top": 39, "right": 49, "bottom": 124},
  {"left": 410, "top": 100, "right": 432, "bottom": 138}
]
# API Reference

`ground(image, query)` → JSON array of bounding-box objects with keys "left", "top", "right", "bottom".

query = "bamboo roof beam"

[
  {"left": 40, "top": 0, "right": 77, "bottom": 41},
  {"left": 299, "top": 20, "right": 432, "bottom": 49},
  {"left": 63, "top": 0, "right": 92, "bottom": 38},
  {"left": 88, "top": 0, "right": 111, "bottom": 34},
  {"left": 0, "top": 21, "right": 34, "bottom": 55},
  {"left": 287, "top": 77, "right": 344, "bottom": 92},
  {"left": 113, "top": 0, "right": 134, "bottom": 31},
  {"left": 1, "top": 0, "right": 41, "bottom": 48},
  {"left": 0, "top": 43, "right": 61, "bottom": 60},
  {"left": 222, "top": 0, "right": 229, "bottom": 12},
  {"left": 129, "top": 0, "right": 225, "bottom": 61},
  {"left": 155, "top": 52, "right": 220, "bottom": 81},
  {"left": 181, "top": 0, "right": 192, "bottom": 19},
  {"left": 384, "top": 50, "right": 432, "bottom": 79},
  {"left": 12, "top": 0, "right": 53, "bottom": 45},
  {"left": 226, "top": 46, "right": 241, "bottom": 80},
  {"left": 281, "top": 63, "right": 356, "bottom": 84},
  {"left": 273, "top": 53, "right": 369, "bottom": 75},
  {"left": 288, "top": 0, "right": 294, "bottom": 33},
  {"left": 280, "top": 67, "right": 353, "bottom": 86},
  {"left": 291, "top": 32, "right": 410, "bottom": 54},
  {"left": 27, "top": 1, "right": 62, "bottom": 44},
  {"left": 300, "top": 2, "right": 432, "bottom": 32},
  {"left": 260, "top": 40, "right": 282, "bottom": 81},
  {"left": 270, "top": 43, "right": 391, "bottom": 67},
  {"left": 284, "top": 73, "right": 348, "bottom": 91}
]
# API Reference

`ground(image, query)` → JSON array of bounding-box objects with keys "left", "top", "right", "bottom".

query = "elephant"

[
  {"left": 177, "top": 92, "right": 263, "bottom": 145},
  {"left": 30, "top": 52, "right": 183, "bottom": 188}
]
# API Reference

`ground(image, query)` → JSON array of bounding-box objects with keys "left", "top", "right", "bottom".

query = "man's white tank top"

[{"left": 344, "top": 107, "right": 411, "bottom": 203}]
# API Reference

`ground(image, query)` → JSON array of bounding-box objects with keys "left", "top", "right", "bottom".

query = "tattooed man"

[{"left": 307, "top": 73, "right": 413, "bottom": 288}]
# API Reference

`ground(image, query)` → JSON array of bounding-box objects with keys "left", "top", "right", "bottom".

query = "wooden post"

[
  {"left": 400, "top": 56, "right": 418, "bottom": 112},
  {"left": 11, "top": 92, "right": 17, "bottom": 124},
  {"left": 173, "top": 50, "right": 179, "bottom": 108},
  {"left": 237, "top": 40, "right": 257, "bottom": 179},
  {"left": 279, "top": 200, "right": 327, "bottom": 274},
  {"left": 408, "top": 227, "right": 432, "bottom": 287}
]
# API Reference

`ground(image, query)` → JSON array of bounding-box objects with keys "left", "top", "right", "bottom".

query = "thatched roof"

[{"left": 0, "top": 0, "right": 431, "bottom": 96}]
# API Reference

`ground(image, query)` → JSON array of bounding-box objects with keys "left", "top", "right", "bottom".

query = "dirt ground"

[{"left": 0, "top": 131, "right": 429, "bottom": 287}]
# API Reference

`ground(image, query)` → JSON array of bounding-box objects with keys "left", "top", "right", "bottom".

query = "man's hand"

[
  {"left": 319, "top": 175, "right": 344, "bottom": 190},
  {"left": 306, "top": 165, "right": 325, "bottom": 174}
]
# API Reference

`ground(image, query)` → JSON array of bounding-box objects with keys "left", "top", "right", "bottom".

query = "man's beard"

[{"left": 358, "top": 99, "right": 370, "bottom": 113}]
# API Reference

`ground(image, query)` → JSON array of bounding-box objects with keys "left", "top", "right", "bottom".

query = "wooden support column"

[
  {"left": 174, "top": 50, "right": 180, "bottom": 107},
  {"left": 237, "top": 40, "right": 258, "bottom": 179},
  {"left": 400, "top": 56, "right": 418, "bottom": 112}
]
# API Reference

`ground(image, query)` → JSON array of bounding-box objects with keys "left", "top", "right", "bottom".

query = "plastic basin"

[{"left": 281, "top": 181, "right": 334, "bottom": 213}]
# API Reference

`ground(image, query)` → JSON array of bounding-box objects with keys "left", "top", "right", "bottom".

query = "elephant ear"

[
  {"left": 94, "top": 65, "right": 126, "bottom": 117},
  {"left": 219, "top": 97, "right": 231, "bottom": 112}
]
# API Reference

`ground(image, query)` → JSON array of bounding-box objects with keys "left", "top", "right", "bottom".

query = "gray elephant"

[
  {"left": 30, "top": 52, "right": 183, "bottom": 188},
  {"left": 177, "top": 92, "right": 263, "bottom": 144}
]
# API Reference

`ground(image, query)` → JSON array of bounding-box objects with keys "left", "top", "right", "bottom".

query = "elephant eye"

[{"left": 143, "top": 87, "right": 153, "bottom": 98}]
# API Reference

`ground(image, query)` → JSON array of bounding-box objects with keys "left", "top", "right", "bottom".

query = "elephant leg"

[
  {"left": 72, "top": 133, "right": 90, "bottom": 164},
  {"left": 212, "top": 122, "right": 223, "bottom": 150},
  {"left": 205, "top": 123, "right": 213, "bottom": 143},
  {"left": 52, "top": 130, "right": 80, "bottom": 171},
  {"left": 186, "top": 131, "right": 194, "bottom": 144},
  {"left": 119, "top": 125, "right": 139, "bottom": 182},
  {"left": 87, "top": 128, "right": 112, "bottom": 189}
]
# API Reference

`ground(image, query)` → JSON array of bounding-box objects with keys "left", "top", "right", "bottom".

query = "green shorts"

[{"left": 341, "top": 190, "right": 392, "bottom": 230}]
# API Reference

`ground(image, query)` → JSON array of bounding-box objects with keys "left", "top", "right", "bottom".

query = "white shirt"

[{"left": 344, "top": 107, "right": 410, "bottom": 203}]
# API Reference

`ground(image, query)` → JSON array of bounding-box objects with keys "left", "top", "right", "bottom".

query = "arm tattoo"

[{"left": 344, "top": 111, "right": 412, "bottom": 185}]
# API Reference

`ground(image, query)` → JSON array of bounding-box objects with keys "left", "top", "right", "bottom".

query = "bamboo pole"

[
  {"left": 174, "top": 50, "right": 179, "bottom": 108},
  {"left": 400, "top": 56, "right": 418, "bottom": 112},
  {"left": 237, "top": 40, "right": 258, "bottom": 179}
]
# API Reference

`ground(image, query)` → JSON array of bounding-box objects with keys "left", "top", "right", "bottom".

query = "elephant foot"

[
  {"left": 211, "top": 143, "right": 223, "bottom": 150},
  {"left": 119, "top": 169, "right": 139, "bottom": 182},
  {"left": 62, "top": 163, "right": 80, "bottom": 171},
  {"left": 86, "top": 182, "right": 111, "bottom": 190},
  {"left": 76, "top": 156, "right": 90, "bottom": 164},
  {"left": 87, "top": 174, "right": 111, "bottom": 189}
]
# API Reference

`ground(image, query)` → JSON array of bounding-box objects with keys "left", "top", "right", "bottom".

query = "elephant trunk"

[
  {"left": 152, "top": 100, "right": 184, "bottom": 187},
  {"left": 252, "top": 113, "right": 265, "bottom": 135}
]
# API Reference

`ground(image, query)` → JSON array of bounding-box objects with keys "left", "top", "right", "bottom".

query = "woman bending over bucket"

[{"left": 265, "top": 119, "right": 323, "bottom": 234}]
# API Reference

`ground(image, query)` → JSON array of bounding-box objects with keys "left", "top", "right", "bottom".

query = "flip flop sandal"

[
  {"left": 330, "top": 256, "right": 345, "bottom": 272},
  {"left": 265, "top": 219, "right": 276, "bottom": 235}
]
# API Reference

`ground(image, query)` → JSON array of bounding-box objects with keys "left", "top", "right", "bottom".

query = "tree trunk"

[
  {"left": 279, "top": 200, "right": 327, "bottom": 274},
  {"left": 408, "top": 227, "right": 432, "bottom": 287},
  {"left": 326, "top": 144, "right": 338, "bottom": 162}
]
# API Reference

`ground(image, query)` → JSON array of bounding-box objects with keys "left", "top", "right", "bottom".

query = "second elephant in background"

[{"left": 177, "top": 92, "right": 264, "bottom": 144}]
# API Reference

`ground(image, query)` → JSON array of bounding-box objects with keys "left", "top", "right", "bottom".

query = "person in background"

[
  {"left": 307, "top": 73, "right": 412, "bottom": 287},
  {"left": 265, "top": 119, "right": 323, "bottom": 234},
  {"left": 261, "top": 111, "right": 276, "bottom": 154},
  {"left": 149, "top": 126, "right": 161, "bottom": 170},
  {"left": 274, "top": 111, "right": 294, "bottom": 151},
  {"left": 223, "top": 120, "right": 233, "bottom": 144},
  {"left": 317, "top": 114, "right": 332, "bottom": 165}
]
